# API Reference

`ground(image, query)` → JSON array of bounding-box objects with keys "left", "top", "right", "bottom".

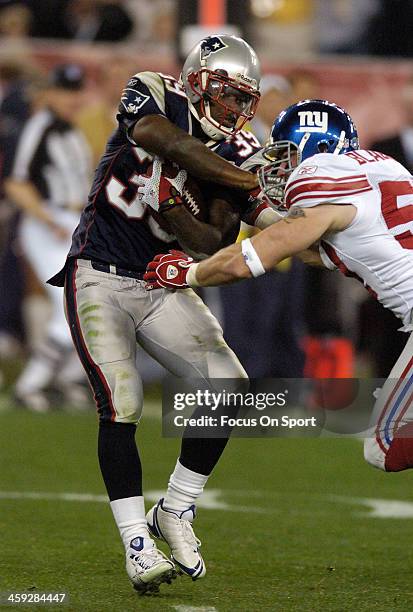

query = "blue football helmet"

[{"left": 259, "top": 99, "right": 359, "bottom": 207}]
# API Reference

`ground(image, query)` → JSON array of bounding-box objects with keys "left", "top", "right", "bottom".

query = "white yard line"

[
  {"left": 1, "top": 488, "right": 413, "bottom": 519},
  {"left": 329, "top": 495, "right": 413, "bottom": 518},
  {"left": 0, "top": 489, "right": 264, "bottom": 513},
  {"left": 0, "top": 490, "right": 108, "bottom": 502}
]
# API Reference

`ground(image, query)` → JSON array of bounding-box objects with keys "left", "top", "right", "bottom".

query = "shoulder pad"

[{"left": 286, "top": 153, "right": 372, "bottom": 209}]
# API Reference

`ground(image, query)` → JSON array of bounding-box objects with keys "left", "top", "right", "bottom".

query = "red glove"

[
  {"left": 158, "top": 175, "right": 184, "bottom": 213},
  {"left": 144, "top": 250, "right": 194, "bottom": 290}
]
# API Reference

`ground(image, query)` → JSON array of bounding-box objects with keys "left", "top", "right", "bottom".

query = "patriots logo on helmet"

[{"left": 200, "top": 36, "right": 228, "bottom": 59}]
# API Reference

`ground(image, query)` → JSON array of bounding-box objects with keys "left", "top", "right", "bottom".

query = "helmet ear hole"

[{"left": 317, "top": 142, "right": 329, "bottom": 153}]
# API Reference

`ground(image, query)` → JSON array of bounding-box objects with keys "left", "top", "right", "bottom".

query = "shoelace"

[
  {"left": 132, "top": 547, "right": 170, "bottom": 571},
  {"left": 181, "top": 520, "right": 201, "bottom": 550}
]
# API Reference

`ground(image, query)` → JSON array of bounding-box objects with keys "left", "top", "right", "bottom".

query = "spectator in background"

[
  {"left": 367, "top": 0, "right": 413, "bottom": 57},
  {"left": 64, "top": 0, "right": 134, "bottom": 41},
  {"left": 0, "top": 57, "right": 36, "bottom": 352},
  {"left": 149, "top": 1, "right": 175, "bottom": 48},
  {"left": 315, "top": 0, "right": 379, "bottom": 55},
  {"left": 0, "top": 58, "right": 32, "bottom": 184},
  {"left": 288, "top": 69, "right": 321, "bottom": 101},
  {"left": 0, "top": 1, "right": 32, "bottom": 55},
  {"left": 76, "top": 57, "right": 135, "bottom": 166},
  {"left": 249, "top": 74, "right": 291, "bottom": 144},
  {"left": 250, "top": 0, "right": 313, "bottom": 60},
  {"left": 29, "top": 0, "right": 134, "bottom": 41},
  {"left": 126, "top": 0, "right": 175, "bottom": 51},
  {"left": 26, "top": 0, "right": 67, "bottom": 38},
  {"left": 176, "top": 0, "right": 251, "bottom": 63},
  {"left": 370, "top": 76, "right": 413, "bottom": 171},
  {"left": 4, "top": 64, "right": 92, "bottom": 411},
  {"left": 0, "top": 1, "right": 32, "bottom": 38}
]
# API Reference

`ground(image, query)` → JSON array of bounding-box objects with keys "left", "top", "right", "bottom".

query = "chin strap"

[
  {"left": 187, "top": 97, "right": 231, "bottom": 141},
  {"left": 199, "top": 116, "right": 226, "bottom": 141}
]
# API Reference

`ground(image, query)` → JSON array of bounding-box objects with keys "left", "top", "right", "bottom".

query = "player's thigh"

[
  {"left": 65, "top": 261, "right": 143, "bottom": 423},
  {"left": 137, "top": 288, "right": 247, "bottom": 383}
]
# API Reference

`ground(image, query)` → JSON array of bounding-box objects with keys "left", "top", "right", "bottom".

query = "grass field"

[{"left": 1, "top": 388, "right": 413, "bottom": 612}]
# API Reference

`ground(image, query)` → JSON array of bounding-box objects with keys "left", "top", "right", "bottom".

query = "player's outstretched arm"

[
  {"left": 133, "top": 115, "right": 258, "bottom": 191},
  {"left": 145, "top": 204, "right": 348, "bottom": 290},
  {"left": 189, "top": 204, "right": 354, "bottom": 287}
]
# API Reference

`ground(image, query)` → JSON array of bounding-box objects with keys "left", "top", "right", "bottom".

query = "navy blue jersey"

[{"left": 49, "top": 72, "right": 261, "bottom": 285}]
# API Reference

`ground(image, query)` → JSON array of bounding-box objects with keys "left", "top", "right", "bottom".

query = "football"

[{"left": 146, "top": 160, "right": 207, "bottom": 233}]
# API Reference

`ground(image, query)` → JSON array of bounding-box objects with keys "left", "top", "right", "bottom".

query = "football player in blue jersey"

[{"left": 48, "top": 35, "right": 282, "bottom": 592}]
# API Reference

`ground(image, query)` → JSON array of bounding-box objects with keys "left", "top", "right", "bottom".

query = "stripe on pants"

[
  {"left": 375, "top": 354, "right": 413, "bottom": 451},
  {"left": 65, "top": 260, "right": 116, "bottom": 421}
]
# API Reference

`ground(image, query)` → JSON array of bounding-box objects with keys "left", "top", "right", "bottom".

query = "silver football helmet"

[{"left": 181, "top": 35, "right": 261, "bottom": 140}]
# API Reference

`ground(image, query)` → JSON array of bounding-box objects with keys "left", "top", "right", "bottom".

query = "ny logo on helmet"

[
  {"left": 298, "top": 111, "right": 328, "bottom": 133},
  {"left": 200, "top": 36, "right": 228, "bottom": 59}
]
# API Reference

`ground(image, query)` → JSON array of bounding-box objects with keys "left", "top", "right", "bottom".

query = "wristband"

[
  {"left": 241, "top": 238, "right": 266, "bottom": 277},
  {"left": 186, "top": 262, "right": 200, "bottom": 287}
]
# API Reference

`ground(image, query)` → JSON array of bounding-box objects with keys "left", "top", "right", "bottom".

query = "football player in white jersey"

[{"left": 145, "top": 99, "right": 413, "bottom": 474}]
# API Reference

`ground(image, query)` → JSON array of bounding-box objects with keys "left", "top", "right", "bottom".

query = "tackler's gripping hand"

[
  {"left": 136, "top": 157, "right": 188, "bottom": 213},
  {"left": 144, "top": 249, "right": 194, "bottom": 290}
]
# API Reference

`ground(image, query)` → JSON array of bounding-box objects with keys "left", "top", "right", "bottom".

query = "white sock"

[
  {"left": 163, "top": 460, "right": 209, "bottom": 513},
  {"left": 110, "top": 496, "right": 149, "bottom": 549}
]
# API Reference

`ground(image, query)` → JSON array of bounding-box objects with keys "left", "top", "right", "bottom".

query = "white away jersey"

[{"left": 285, "top": 150, "right": 413, "bottom": 331}]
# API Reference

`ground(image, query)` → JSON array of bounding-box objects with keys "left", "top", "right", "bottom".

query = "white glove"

[{"left": 135, "top": 157, "right": 187, "bottom": 212}]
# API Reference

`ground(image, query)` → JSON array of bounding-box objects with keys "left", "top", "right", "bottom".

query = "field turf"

[{"left": 1, "top": 389, "right": 413, "bottom": 612}]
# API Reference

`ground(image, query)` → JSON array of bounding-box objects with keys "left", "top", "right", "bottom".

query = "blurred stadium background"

[{"left": 1, "top": 1, "right": 413, "bottom": 610}]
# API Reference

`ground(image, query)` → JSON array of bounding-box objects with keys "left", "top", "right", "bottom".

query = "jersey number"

[
  {"left": 233, "top": 131, "right": 261, "bottom": 158},
  {"left": 158, "top": 73, "right": 187, "bottom": 98},
  {"left": 106, "top": 173, "right": 145, "bottom": 220},
  {"left": 105, "top": 174, "right": 175, "bottom": 242},
  {"left": 379, "top": 180, "right": 413, "bottom": 249}
]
